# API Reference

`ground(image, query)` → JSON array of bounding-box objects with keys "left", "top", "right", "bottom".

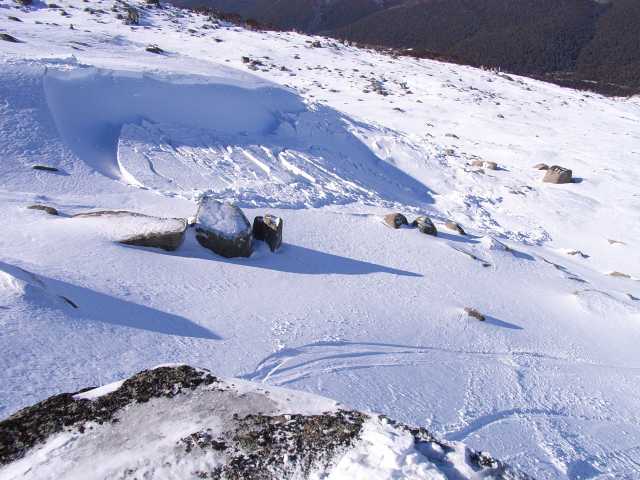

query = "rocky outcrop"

[
  {"left": 543, "top": 165, "right": 572, "bottom": 184},
  {"left": 253, "top": 214, "right": 283, "bottom": 252},
  {"left": 195, "top": 198, "right": 253, "bottom": 258},
  {"left": 72, "top": 211, "right": 187, "bottom": 251},
  {"left": 0, "top": 365, "right": 529, "bottom": 480},
  {"left": 383, "top": 212, "right": 408, "bottom": 229},
  {"left": 27, "top": 205, "right": 58, "bottom": 216},
  {"left": 412, "top": 215, "right": 438, "bottom": 236}
]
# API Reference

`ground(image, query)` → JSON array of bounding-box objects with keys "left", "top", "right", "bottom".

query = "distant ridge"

[{"left": 172, "top": 0, "right": 640, "bottom": 95}]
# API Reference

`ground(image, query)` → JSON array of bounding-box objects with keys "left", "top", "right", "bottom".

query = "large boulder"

[
  {"left": 195, "top": 198, "right": 253, "bottom": 258},
  {"left": 253, "top": 214, "right": 283, "bottom": 252},
  {"left": 0, "top": 365, "right": 528, "bottom": 480},
  {"left": 543, "top": 165, "right": 572, "bottom": 184},
  {"left": 72, "top": 211, "right": 187, "bottom": 251},
  {"left": 412, "top": 216, "right": 438, "bottom": 236},
  {"left": 383, "top": 213, "right": 408, "bottom": 229}
]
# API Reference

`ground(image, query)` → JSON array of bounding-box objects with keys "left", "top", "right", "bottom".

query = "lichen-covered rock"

[
  {"left": 27, "top": 204, "right": 58, "bottom": 216},
  {"left": 0, "top": 366, "right": 529, "bottom": 480},
  {"left": 253, "top": 214, "right": 283, "bottom": 252},
  {"left": 412, "top": 216, "right": 438, "bottom": 236},
  {"left": 72, "top": 210, "right": 187, "bottom": 251},
  {"left": 543, "top": 165, "right": 572, "bottom": 184},
  {"left": 383, "top": 213, "right": 408, "bottom": 229},
  {"left": 445, "top": 220, "right": 465, "bottom": 235},
  {"left": 0, "top": 366, "right": 218, "bottom": 465},
  {"left": 195, "top": 198, "right": 253, "bottom": 258}
]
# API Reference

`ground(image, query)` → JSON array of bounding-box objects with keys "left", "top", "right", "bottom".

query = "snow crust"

[{"left": 0, "top": 1, "right": 639, "bottom": 478}]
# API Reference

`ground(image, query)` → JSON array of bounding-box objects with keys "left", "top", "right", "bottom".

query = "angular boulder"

[
  {"left": 253, "top": 214, "right": 283, "bottom": 252},
  {"left": 543, "top": 165, "right": 572, "bottom": 184},
  {"left": 464, "top": 307, "right": 486, "bottom": 321},
  {"left": 412, "top": 216, "right": 437, "bottom": 236},
  {"left": 73, "top": 210, "right": 187, "bottom": 251},
  {"left": 195, "top": 198, "right": 252, "bottom": 258},
  {"left": 383, "top": 213, "right": 408, "bottom": 229}
]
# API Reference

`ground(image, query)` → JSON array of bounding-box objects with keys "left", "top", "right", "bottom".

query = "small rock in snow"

[
  {"left": 533, "top": 163, "right": 549, "bottom": 170},
  {"left": 253, "top": 214, "right": 283, "bottom": 252},
  {"left": 608, "top": 271, "right": 631, "bottom": 279},
  {"left": 543, "top": 165, "right": 572, "bottom": 184},
  {"left": 464, "top": 307, "right": 486, "bottom": 321},
  {"left": 27, "top": 204, "right": 59, "bottom": 216},
  {"left": 444, "top": 220, "right": 466, "bottom": 235},
  {"left": 31, "top": 165, "right": 59, "bottom": 172},
  {"left": 471, "top": 160, "right": 498, "bottom": 170},
  {"left": 383, "top": 213, "right": 408, "bottom": 229},
  {"left": 412, "top": 216, "right": 438, "bottom": 236}
]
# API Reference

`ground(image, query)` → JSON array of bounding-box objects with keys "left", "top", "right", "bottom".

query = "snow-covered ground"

[{"left": 0, "top": 1, "right": 639, "bottom": 478}]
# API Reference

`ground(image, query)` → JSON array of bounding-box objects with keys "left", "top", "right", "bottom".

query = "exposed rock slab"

[{"left": 72, "top": 210, "right": 187, "bottom": 251}]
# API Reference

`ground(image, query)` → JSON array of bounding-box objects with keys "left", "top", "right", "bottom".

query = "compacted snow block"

[
  {"left": 195, "top": 198, "right": 253, "bottom": 258},
  {"left": 412, "top": 216, "right": 438, "bottom": 236},
  {"left": 253, "top": 214, "right": 283, "bottom": 252},
  {"left": 383, "top": 213, "right": 408, "bottom": 229},
  {"left": 543, "top": 165, "right": 572, "bottom": 184},
  {"left": 73, "top": 211, "right": 187, "bottom": 251}
]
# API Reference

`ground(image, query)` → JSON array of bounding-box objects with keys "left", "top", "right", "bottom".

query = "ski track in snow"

[{"left": 1, "top": 1, "right": 640, "bottom": 478}]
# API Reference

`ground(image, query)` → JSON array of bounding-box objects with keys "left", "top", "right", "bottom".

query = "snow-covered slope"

[{"left": 0, "top": 1, "right": 639, "bottom": 478}]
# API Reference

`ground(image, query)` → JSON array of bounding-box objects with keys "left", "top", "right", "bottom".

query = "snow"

[{"left": 0, "top": 1, "right": 639, "bottom": 478}]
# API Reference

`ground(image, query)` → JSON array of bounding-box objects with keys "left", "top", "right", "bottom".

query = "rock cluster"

[{"left": 195, "top": 198, "right": 283, "bottom": 257}]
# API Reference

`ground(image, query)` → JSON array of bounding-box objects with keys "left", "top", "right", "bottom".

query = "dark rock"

[
  {"left": 412, "top": 216, "right": 437, "bottom": 236},
  {"left": 125, "top": 7, "right": 139, "bottom": 25},
  {"left": 444, "top": 220, "right": 465, "bottom": 235},
  {"left": 73, "top": 210, "right": 187, "bottom": 251},
  {"left": 543, "top": 165, "right": 572, "bottom": 184},
  {"left": 0, "top": 366, "right": 218, "bottom": 465},
  {"left": 27, "top": 204, "right": 58, "bottom": 216},
  {"left": 31, "top": 165, "right": 58, "bottom": 172},
  {"left": 195, "top": 198, "right": 253, "bottom": 258},
  {"left": 8, "top": 16, "right": 22, "bottom": 22},
  {"left": 253, "top": 214, "right": 283, "bottom": 252},
  {"left": 145, "top": 44, "right": 164, "bottom": 54},
  {"left": 464, "top": 307, "right": 485, "bottom": 321},
  {"left": 383, "top": 213, "right": 408, "bottom": 229}
]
